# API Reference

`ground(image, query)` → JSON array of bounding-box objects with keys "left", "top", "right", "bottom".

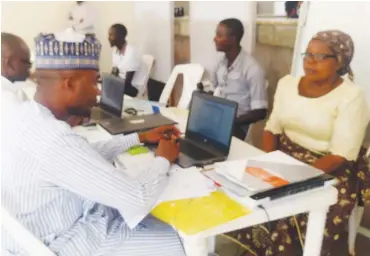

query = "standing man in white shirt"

[
  {"left": 68, "top": 1, "right": 96, "bottom": 35},
  {"left": 1, "top": 32, "right": 31, "bottom": 109},
  {"left": 109, "top": 23, "right": 142, "bottom": 97},
  {"left": 2, "top": 30, "right": 185, "bottom": 256}
]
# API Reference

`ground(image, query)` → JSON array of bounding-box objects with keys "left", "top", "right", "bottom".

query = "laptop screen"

[
  {"left": 186, "top": 92, "right": 237, "bottom": 154},
  {"left": 100, "top": 74, "right": 126, "bottom": 116}
]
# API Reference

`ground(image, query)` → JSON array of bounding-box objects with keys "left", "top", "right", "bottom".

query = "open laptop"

[
  {"left": 90, "top": 74, "right": 125, "bottom": 122},
  {"left": 177, "top": 91, "right": 238, "bottom": 168}
]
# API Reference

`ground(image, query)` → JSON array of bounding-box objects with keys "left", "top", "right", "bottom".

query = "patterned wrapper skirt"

[{"left": 225, "top": 133, "right": 370, "bottom": 256}]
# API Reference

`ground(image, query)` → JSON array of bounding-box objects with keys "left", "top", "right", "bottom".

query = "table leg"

[
  {"left": 183, "top": 237, "right": 208, "bottom": 256},
  {"left": 207, "top": 236, "right": 216, "bottom": 253},
  {"left": 303, "top": 206, "right": 329, "bottom": 256}
]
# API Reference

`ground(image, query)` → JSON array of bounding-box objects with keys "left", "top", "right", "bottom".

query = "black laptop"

[
  {"left": 177, "top": 92, "right": 238, "bottom": 168},
  {"left": 91, "top": 74, "right": 125, "bottom": 122},
  {"left": 99, "top": 113, "right": 177, "bottom": 135}
]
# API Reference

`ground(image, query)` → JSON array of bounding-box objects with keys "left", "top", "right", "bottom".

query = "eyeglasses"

[{"left": 301, "top": 52, "right": 337, "bottom": 62}]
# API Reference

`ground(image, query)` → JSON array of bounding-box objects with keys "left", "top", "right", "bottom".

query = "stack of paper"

[
  {"left": 208, "top": 151, "right": 323, "bottom": 195},
  {"left": 156, "top": 168, "right": 215, "bottom": 204},
  {"left": 115, "top": 152, "right": 215, "bottom": 203},
  {"left": 73, "top": 125, "right": 112, "bottom": 143},
  {"left": 115, "top": 152, "right": 156, "bottom": 177}
]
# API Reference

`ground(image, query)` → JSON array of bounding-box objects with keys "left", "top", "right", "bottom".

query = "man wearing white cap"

[{"left": 1, "top": 30, "right": 185, "bottom": 255}]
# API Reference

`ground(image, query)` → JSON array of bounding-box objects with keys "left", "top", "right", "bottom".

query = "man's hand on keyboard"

[
  {"left": 139, "top": 126, "right": 181, "bottom": 144},
  {"left": 156, "top": 138, "right": 180, "bottom": 164}
]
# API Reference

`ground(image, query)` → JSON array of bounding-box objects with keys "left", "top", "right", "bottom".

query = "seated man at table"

[
  {"left": 1, "top": 31, "right": 185, "bottom": 256},
  {"left": 211, "top": 18, "right": 268, "bottom": 140},
  {"left": 109, "top": 23, "right": 142, "bottom": 98},
  {"left": 1, "top": 32, "right": 32, "bottom": 109}
]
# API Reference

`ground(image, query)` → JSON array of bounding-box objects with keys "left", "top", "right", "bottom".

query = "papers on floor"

[
  {"left": 206, "top": 151, "right": 323, "bottom": 196},
  {"left": 115, "top": 152, "right": 215, "bottom": 204}
]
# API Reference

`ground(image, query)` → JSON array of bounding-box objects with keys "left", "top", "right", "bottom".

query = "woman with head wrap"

[{"left": 224, "top": 30, "right": 370, "bottom": 256}]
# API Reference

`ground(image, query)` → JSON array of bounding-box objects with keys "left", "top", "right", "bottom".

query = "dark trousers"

[
  {"left": 232, "top": 124, "right": 249, "bottom": 141},
  {"left": 125, "top": 84, "right": 139, "bottom": 97}
]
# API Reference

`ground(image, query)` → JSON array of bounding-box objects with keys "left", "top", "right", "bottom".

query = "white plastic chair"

[
  {"left": 348, "top": 145, "right": 370, "bottom": 255},
  {"left": 1, "top": 206, "right": 55, "bottom": 256},
  {"left": 348, "top": 204, "right": 366, "bottom": 255},
  {"left": 133, "top": 54, "right": 155, "bottom": 99},
  {"left": 159, "top": 64, "right": 204, "bottom": 109}
]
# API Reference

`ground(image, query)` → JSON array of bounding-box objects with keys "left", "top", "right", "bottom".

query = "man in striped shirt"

[{"left": 1, "top": 31, "right": 185, "bottom": 255}]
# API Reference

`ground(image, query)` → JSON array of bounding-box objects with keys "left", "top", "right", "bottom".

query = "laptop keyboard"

[
  {"left": 99, "top": 111, "right": 113, "bottom": 120},
  {"left": 179, "top": 139, "right": 215, "bottom": 160},
  {"left": 91, "top": 107, "right": 114, "bottom": 121}
]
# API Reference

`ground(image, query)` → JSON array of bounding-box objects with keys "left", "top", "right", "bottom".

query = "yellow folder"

[{"left": 151, "top": 191, "right": 252, "bottom": 235}]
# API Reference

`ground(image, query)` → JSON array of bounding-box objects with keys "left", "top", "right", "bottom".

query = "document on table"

[
  {"left": 211, "top": 150, "right": 323, "bottom": 193},
  {"left": 73, "top": 125, "right": 112, "bottom": 143},
  {"left": 156, "top": 168, "right": 215, "bottom": 204},
  {"left": 115, "top": 152, "right": 215, "bottom": 204}
]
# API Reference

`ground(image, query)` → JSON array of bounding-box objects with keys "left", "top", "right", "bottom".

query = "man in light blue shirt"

[
  {"left": 212, "top": 18, "right": 268, "bottom": 140},
  {"left": 2, "top": 31, "right": 185, "bottom": 256}
]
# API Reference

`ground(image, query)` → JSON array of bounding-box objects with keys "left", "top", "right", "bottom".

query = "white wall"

[
  {"left": 273, "top": 1, "right": 286, "bottom": 16},
  {"left": 1, "top": 1, "right": 72, "bottom": 48},
  {"left": 133, "top": 1, "right": 174, "bottom": 83},
  {"left": 1, "top": 1, "right": 135, "bottom": 73},
  {"left": 257, "top": 1, "right": 285, "bottom": 16},
  {"left": 292, "top": 2, "right": 370, "bottom": 104},
  {"left": 190, "top": 1, "right": 257, "bottom": 79}
]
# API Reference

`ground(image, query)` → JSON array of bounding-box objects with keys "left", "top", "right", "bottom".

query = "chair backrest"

[
  {"left": 1, "top": 206, "right": 55, "bottom": 256},
  {"left": 159, "top": 64, "right": 204, "bottom": 109},
  {"left": 133, "top": 54, "right": 155, "bottom": 99},
  {"left": 245, "top": 80, "right": 270, "bottom": 144}
]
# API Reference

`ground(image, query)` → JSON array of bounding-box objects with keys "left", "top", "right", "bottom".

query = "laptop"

[
  {"left": 90, "top": 74, "right": 125, "bottom": 122},
  {"left": 99, "top": 113, "right": 178, "bottom": 135},
  {"left": 177, "top": 91, "right": 238, "bottom": 168}
]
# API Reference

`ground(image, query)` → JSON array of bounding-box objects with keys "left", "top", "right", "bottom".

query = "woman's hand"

[
  {"left": 262, "top": 130, "right": 279, "bottom": 152},
  {"left": 312, "top": 154, "right": 347, "bottom": 173}
]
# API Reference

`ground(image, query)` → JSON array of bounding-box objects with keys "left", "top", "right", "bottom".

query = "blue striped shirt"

[{"left": 1, "top": 101, "right": 185, "bottom": 255}]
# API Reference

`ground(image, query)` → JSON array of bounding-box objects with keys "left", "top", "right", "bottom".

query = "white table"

[{"left": 75, "top": 106, "right": 338, "bottom": 256}]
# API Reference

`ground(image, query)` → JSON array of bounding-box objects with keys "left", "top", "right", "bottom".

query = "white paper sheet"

[
  {"left": 156, "top": 168, "right": 215, "bottom": 204},
  {"left": 116, "top": 152, "right": 156, "bottom": 178},
  {"left": 115, "top": 152, "right": 215, "bottom": 204},
  {"left": 213, "top": 151, "right": 323, "bottom": 192},
  {"left": 73, "top": 125, "right": 112, "bottom": 143}
]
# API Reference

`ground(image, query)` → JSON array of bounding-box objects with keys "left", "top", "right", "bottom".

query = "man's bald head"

[{"left": 1, "top": 32, "right": 31, "bottom": 82}]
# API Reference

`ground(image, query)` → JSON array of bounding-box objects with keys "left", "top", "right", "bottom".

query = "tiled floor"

[{"left": 215, "top": 207, "right": 370, "bottom": 256}]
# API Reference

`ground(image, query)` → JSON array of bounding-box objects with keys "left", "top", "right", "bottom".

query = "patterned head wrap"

[{"left": 312, "top": 30, "right": 354, "bottom": 80}]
